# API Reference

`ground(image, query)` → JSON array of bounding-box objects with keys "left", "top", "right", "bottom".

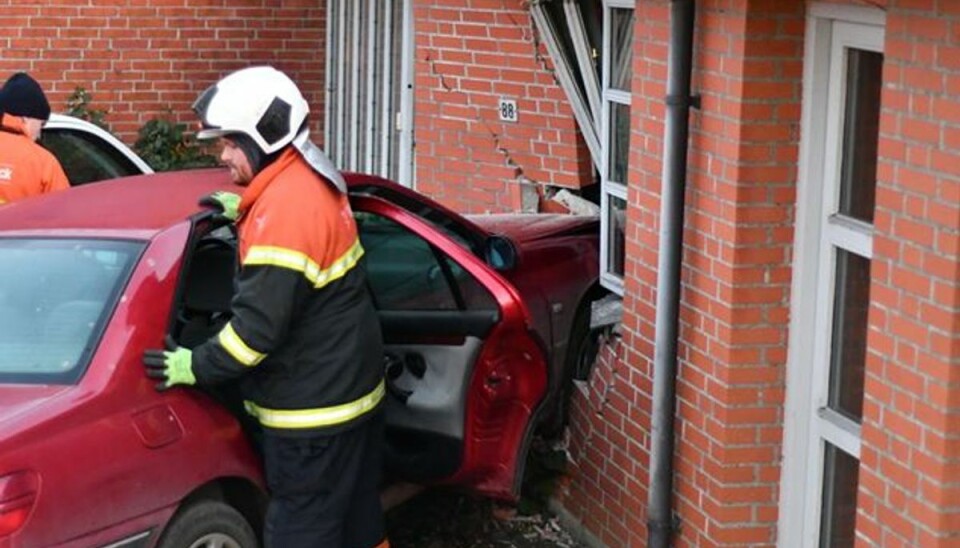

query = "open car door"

[{"left": 353, "top": 195, "right": 548, "bottom": 500}]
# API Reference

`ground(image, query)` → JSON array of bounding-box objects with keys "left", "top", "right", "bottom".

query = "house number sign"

[{"left": 498, "top": 98, "right": 519, "bottom": 122}]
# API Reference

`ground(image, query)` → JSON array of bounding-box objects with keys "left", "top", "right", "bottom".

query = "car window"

[
  {"left": 40, "top": 128, "right": 143, "bottom": 185},
  {"left": 356, "top": 212, "right": 496, "bottom": 312},
  {"left": 173, "top": 228, "right": 238, "bottom": 349},
  {"left": 0, "top": 238, "right": 143, "bottom": 384},
  {"left": 350, "top": 184, "right": 484, "bottom": 254}
]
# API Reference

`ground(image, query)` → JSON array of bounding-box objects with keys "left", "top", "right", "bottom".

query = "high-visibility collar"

[
  {"left": 238, "top": 147, "right": 300, "bottom": 216},
  {"left": 243, "top": 379, "right": 385, "bottom": 429}
]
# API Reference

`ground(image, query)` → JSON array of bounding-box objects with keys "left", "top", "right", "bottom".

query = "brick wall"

[
  {"left": 0, "top": 1, "right": 326, "bottom": 145},
  {"left": 560, "top": 1, "right": 803, "bottom": 546},
  {"left": 412, "top": 0, "right": 592, "bottom": 214},
  {"left": 859, "top": 3, "right": 960, "bottom": 546}
]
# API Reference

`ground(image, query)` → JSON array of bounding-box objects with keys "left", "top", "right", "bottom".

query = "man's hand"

[
  {"left": 199, "top": 191, "right": 241, "bottom": 222},
  {"left": 143, "top": 336, "right": 197, "bottom": 391}
]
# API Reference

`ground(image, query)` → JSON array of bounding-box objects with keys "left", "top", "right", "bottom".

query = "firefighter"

[
  {"left": 143, "top": 66, "right": 388, "bottom": 548},
  {"left": 0, "top": 72, "right": 69, "bottom": 204}
]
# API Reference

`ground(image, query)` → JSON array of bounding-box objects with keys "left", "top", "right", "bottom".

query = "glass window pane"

[
  {"left": 838, "top": 48, "right": 882, "bottom": 223},
  {"left": 41, "top": 130, "right": 143, "bottom": 185},
  {"left": 0, "top": 239, "right": 142, "bottom": 385},
  {"left": 819, "top": 442, "right": 859, "bottom": 548},
  {"left": 607, "top": 194, "right": 626, "bottom": 277},
  {"left": 828, "top": 249, "right": 871, "bottom": 421},
  {"left": 350, "top": 184, "right": 485, "bottom": 254},
  {"left": 443, "top": 257, "right": 497, "bottom": 311},
  {"left": 609, "top": 8, "right": 634, "bottom": 92},
  {"left": 608, "top": 102, "right": 631, "bottom": 184},
  {"left": 356, "top": 212, "right": 458, "bottom": 311}
]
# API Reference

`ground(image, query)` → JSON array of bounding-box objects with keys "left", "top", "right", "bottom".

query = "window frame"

[
  {"left": 778, "top": 4, "right": 885, "bottom": 547},
  {"left": 599, "top": 0, "right": 633, "bottom": 295}
]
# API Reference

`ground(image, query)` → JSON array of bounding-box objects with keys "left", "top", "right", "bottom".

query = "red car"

[{"left": 0, "top": 169, "right": 601, "bottom": 547}]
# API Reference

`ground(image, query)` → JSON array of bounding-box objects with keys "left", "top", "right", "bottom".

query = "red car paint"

[{"left": 0, "top": 168, "right": 600, "bottom": 545}]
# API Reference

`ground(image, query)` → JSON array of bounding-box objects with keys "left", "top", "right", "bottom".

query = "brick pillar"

[
  {"left": 858, "top": 3, "right": 960, "bottom": 546},
  {"left": 562, "top": 2, "right": 803, "bottom": 546}
]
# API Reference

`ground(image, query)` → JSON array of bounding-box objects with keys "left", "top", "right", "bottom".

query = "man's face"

[{"left": 219, "top": 137, "right": 254, "bottom": 185}]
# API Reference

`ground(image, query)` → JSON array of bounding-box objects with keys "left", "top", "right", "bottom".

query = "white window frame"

[
  {"left": 529, "top": 2, "right": 602, "bottom": 167},
  {"left": 599, "top": 0, "right": 633, "bottom": 295},
  {"left": 778, "top": 4, "right": 885, "bottom": 547}
]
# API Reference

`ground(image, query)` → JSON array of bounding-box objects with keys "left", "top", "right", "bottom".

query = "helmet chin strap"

[{"left": 291, "top": 129, "right": 347, "bottom": 194}]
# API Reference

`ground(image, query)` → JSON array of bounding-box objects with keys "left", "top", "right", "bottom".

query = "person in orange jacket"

[
  {"left": 144, "top": 66, "right": 388, "bottom": 548},
  {"left": 0, "top": 72, "right": 69, "bottom": 205}
]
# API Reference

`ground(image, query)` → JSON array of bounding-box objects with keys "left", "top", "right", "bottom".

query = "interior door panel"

[
  {"left": 383, "top": 338, "right": 481, "bottom": 438},
  {"left": 356, "top": 197, "right": 548, "bottom": 498}
]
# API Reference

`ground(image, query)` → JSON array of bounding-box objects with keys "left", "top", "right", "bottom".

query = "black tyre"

[
  {"left": 157, "top": 500, "right": 258, "bottom": 548},
  {"left": 541, "top": 303, "right": 600, "bottom": 438}
]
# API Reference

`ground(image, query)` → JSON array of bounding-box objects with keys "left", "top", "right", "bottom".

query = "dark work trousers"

[{"left": 262, "top": 410, "right": 386, "bottom": 548}]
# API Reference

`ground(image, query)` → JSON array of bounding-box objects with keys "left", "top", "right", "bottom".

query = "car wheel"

[
  {"left": 542, "top": 302, "right": 600, "bottom": 438},
  {"left": 157, "top": 500, "right": 258, "bottom": 548}
]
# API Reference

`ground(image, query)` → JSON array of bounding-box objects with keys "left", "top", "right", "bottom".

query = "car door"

[{"left": 353, "top": 195, "right": 548, "bottom": 500}]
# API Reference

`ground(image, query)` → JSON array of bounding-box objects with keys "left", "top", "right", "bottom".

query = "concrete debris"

[
  {"left": 590, "top": 293, "right": 622, "bottom": 329},
  {"left": 520, "top": 177, "right": 541, "bottom": 213},
  {"left": 550, "top": 189, "right": 600, "bottom": 216}
]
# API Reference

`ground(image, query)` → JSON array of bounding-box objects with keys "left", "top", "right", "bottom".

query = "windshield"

[{"left": 0, "top": 238, "right": 143, "bottom": 385}]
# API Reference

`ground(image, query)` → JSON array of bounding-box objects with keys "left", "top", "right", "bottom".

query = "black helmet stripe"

[
  {"left": 192, "top": 84, "right": 220, "bottom": 130},
  {"left": 257, "top": 97, "right": 292, "bottom": 146}
]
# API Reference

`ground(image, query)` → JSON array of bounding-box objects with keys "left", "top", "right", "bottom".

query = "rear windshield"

[{"left": 0, "top": 238, "right": 143, "bottom": 384}]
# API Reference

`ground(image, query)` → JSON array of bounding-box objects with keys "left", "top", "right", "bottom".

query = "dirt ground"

[
  {"left": 385, "top": 442, "right": 586, "bottom": 548},
  {"left": 386, "top": 488, "right": 583, "bottom": 548}
]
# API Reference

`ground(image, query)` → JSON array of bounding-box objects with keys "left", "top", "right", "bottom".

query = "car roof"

[
  {"left": 0, "top": 168, "right": 234, "bottom": 237},
  {"left": 0, "top": 167, "right": 491, "bottom": 243}
]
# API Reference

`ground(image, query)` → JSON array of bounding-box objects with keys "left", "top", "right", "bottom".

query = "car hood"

[
  {"left": 0, "top": 384, "right": 72, "bottom": 433},
  {"left": 466, "top": 213, "right": 599, "bottom": 243}
]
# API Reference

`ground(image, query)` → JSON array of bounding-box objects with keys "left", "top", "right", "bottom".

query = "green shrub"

[
  {"left": 134, "top": 117, "right": 218, "bottom": 172},
  {"left": 66, "top": 87, "right": 110, "bottom": 131}
]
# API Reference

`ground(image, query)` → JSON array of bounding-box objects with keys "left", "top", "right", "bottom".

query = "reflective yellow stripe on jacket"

[
  {"left": 244, "top": 379, "right": 385, "bottom": 429},
  {"left": 244, "top": 239, "right": 364, "bottom": 290},
  {"left": 218, "top": 322, "right": 266, "bottom": 366}
]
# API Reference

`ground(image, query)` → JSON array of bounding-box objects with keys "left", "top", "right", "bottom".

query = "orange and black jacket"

[
  {"left": 192, "top": 148, "right": 384, "bottom": 436},
  {"left": 0, "top": 114, "right": 69, "bottom": 204}
]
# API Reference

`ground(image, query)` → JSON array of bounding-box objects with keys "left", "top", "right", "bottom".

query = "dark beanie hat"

[{"left": 0, "top": 72, "right": 51, "bottom": 121}]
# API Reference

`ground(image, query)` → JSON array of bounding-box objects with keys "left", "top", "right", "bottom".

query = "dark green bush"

[
  {"left": 133, "top": 117, "right": 218, "bottom": 172},
  {"left": 66, "top": 87, "right": 110, "bottom": 131}
]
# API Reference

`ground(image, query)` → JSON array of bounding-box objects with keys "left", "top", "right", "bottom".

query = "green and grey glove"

[
  {"left": 199, "top": 191, "right": 241, "bottom": 222},
  {"left": 143, "top": 336, "right": 197, "bottom": 391}
]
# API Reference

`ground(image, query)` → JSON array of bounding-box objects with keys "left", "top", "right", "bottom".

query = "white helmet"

[{"left": 193, "top": 66, "right": 309, "bottom": 154}]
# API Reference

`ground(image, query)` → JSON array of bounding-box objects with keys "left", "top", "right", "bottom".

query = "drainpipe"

[{"left": 647, "top": 1, "right": 697, "bottom": 547}]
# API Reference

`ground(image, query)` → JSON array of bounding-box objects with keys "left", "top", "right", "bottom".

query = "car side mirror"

[{"left": 483, "top": 235, "right": 517, "bottom": 272}]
